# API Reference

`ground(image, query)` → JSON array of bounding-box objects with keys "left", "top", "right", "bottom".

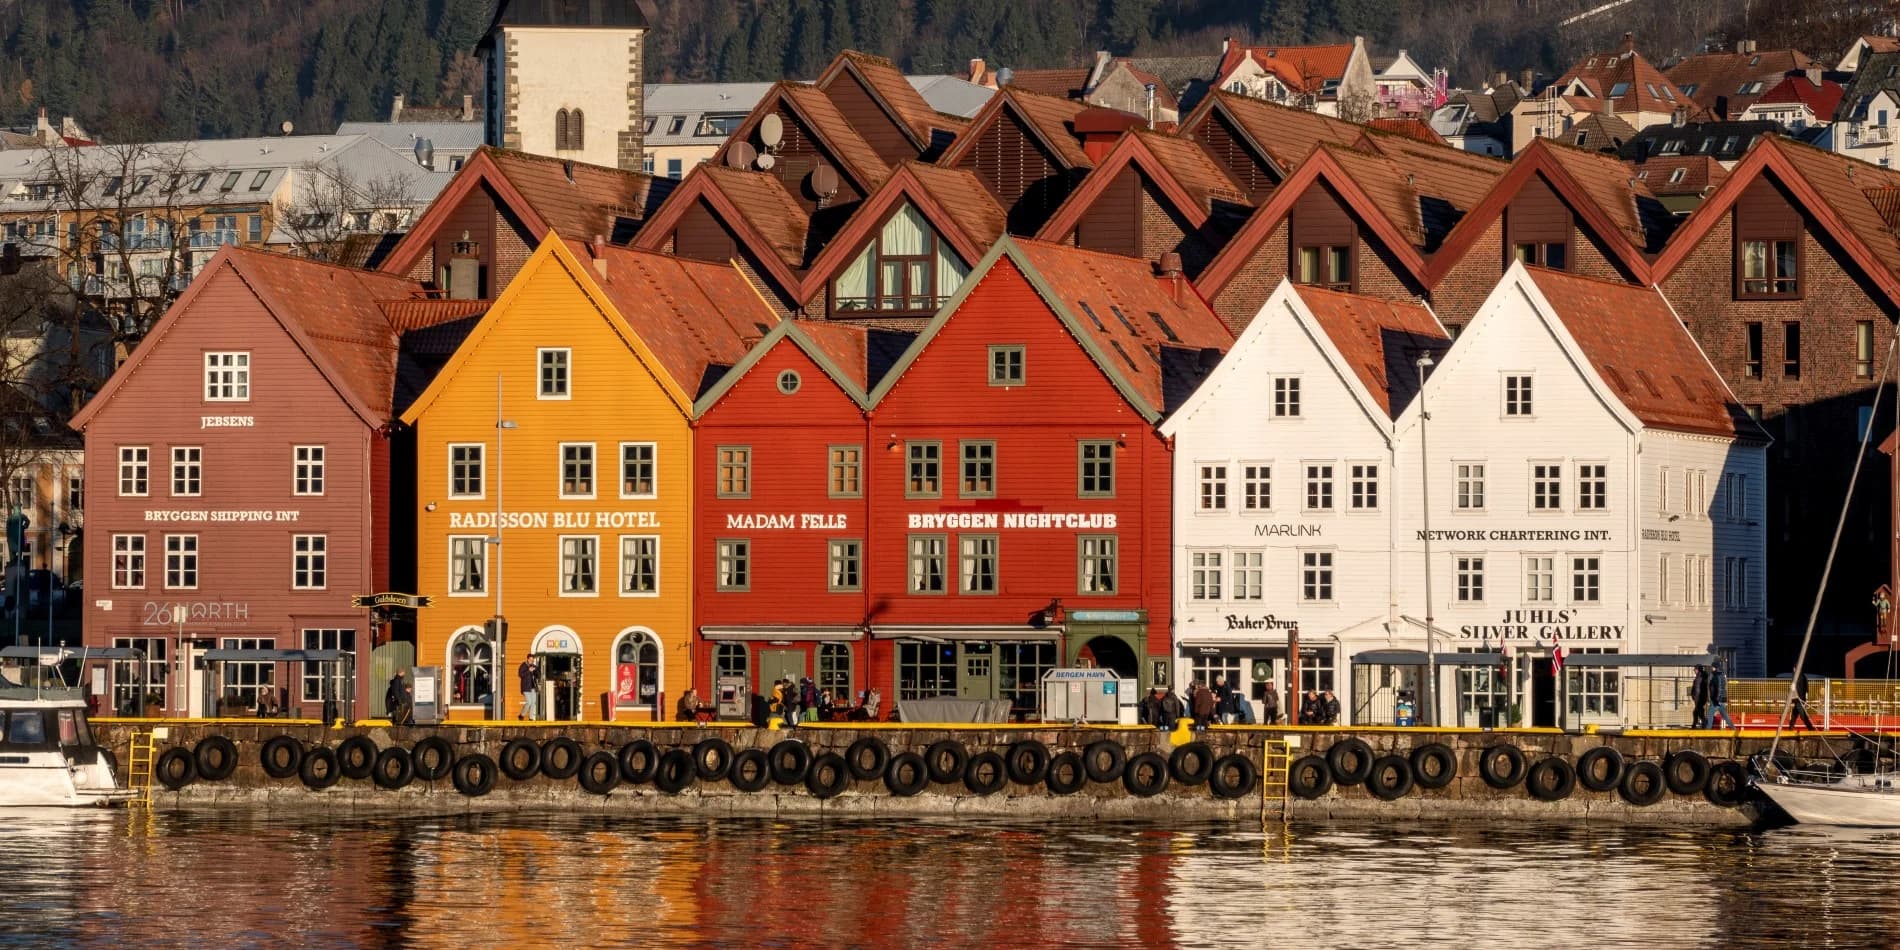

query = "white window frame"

[
  {"left": 1456, "top": 462, "right": 1486, "bottom": 511},
  {"left": 111, "top": 534, "right": 146, "bottom": 589},
  {"left": 1231, "top": 550, "right": 1264, "bottom": 601},
  {"left": 619, "top": 534, "right": 659, "bottom": 597},
  {"left": 1456, "top": 555, "right": 1484, "bottom": 602},
  {"left": 119, "top": 446, "right": 150, "bottom": 497},
  {"left": 1571, "top": 555, "right": 1602, "bottom": 604},
  {"left": 1303, "top": 462, "right": 1334, "bottom": 511},
  {"left": 293, "top": 445, "right": 326, "bottom": 496},
  {"left": 1530, "top": 461, "right": 1563, "bottom": 511},
  {"left": 203, "top": 351, "right": 250, "bottom": 401},
  {"left": 1724, "top": 473, "right": 1747, "bottom": 522},
  {"left": 301, "top": 628, "right": 356, "bottom": 702},
  {"left": 291, "top": 534, "right": 327, "bottom": 590},
  {"left": 559, "top": 442, "right": 596, "bottom": 499},
  {"left": 559, "top": 535, "right": 599, "bottom": 596},
  {"left": 537, "top": 347, "right": 572, "bottom": 399},
  {"left": 1348, "top": 462, "right": 1379, "bottom": 511},
  {"left": 618, "top": 442, "right": 658, "bottom": 499},
  {"left": 1197, "top": 463, "right": 1228, "bottom": 512},
  {"left": 1190, "top": 549, "right": 1224, "bottom": 601},
  {"left": 1576, "top": 461, "right": 1607, "bottom": 511},
  {"left": 448, "top": 535, "right": 487, "bottom": 595},
  {"left": 164, "top": 534, "right": 198, "bottom": 590},
  {"left": 1524, "top": 554, "right": 1554, "bottom": 603},
  {"left": 1241, "top": 463, "right": 1272, "bottom": 511},
  {"left": 448, "top": 443, "right": 485, "bottom": 499},
  {"left": 1503, "top": 373, "right": 1533, "bottom": 417},
  {"left": 1301, "top": 549, "right": 1334, "bottom": 602},
  {"left": 170, "top": 446, "right": 202, "bottom": 497},
  {"left": 1272, "top": 376, "right": 1302, "bottom": 418}
]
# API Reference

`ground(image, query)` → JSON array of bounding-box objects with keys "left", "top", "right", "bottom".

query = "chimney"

[
  {"left": 390, "top": 93, "right": 404, "bottom": 123},
  {"left": 1222, "top": 36, "right": 1233, "bottom": 55},
  {"left": 969, "top": 58, "right": 987, "bottom": 85},
  {"left": 1620, "top": 32, "right": 1636, "bottom": 55},
  {"left": 1087, "top": 50, "right": 1114, "bottom": 92},
  {"left": 591, "top": 234, "right": 608, "bottom": 280},
  {"left": 461, "top": 94, "right": 474, "bottom": 122},
  {"left": 1805, "top": 66, "right": 1823, "bottom": 86},
  {"left": 34, "top": 108, "right": 52, "bottom": 143},
  {"left": 1145, "top": 83, "right": 1157, "bottom": 129},
  {"left": 1520, "top": 68, "right": 1534, "bottom": 91},
  {"left": 1604, "top": 97, "right": 1616, "bottom": 118}
]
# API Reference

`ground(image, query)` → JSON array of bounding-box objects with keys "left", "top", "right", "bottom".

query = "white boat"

[{"left": 0, "top": 686, "right": 134, "bottom": 807}]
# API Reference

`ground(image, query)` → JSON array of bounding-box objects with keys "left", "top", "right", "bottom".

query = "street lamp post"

[
  {"left": 490, "top": 374, "right": 517, "bottom": 722},
  {"left": 1416, "top": 353, "right": 1437, "bottom": 726}
]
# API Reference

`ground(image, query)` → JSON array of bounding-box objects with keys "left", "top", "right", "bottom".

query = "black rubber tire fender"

[
  {"left": 924, "top": 739, "right": 969, "bottom": 784},
  {"left": 1045, "top": 751, "right": 1087, "bottom": 796},
  {"left": 299, "top": 746, "right": 341, "bottom": 791},
  {"left": 845, "top": 736, "right": 889, "bottom": 781},
  {"left": 499, "top": 738, "right": 542, "bottom": 781},
  {"left": 1004, "top": 740, "right": 1050, "bottom": 786},
  {"left": 1664, "top": 749, "right": 1711, "bottom": 796},
  {"left": 260, "top": 736, "right": 303, "bottom": 780},
  {"left": 692, "top": 737, "right": 734, "bottom": 781},
  {"left": 1478, "top": 744, "right": 1528, "bottom": 789},
  {"left": 884, "top": 751, "right": 929, "bottom": 797},
  {"left": 450, "top": 753, "right": 497, "bottom": 797},
  {"left": 1526, "top": 757, "right": 1577, "bottom": 801},
  {"left": 192, "top": 736, "right": 239, "bottom": 782},
  {"left": 540, "top": 737, "right": 583, "bottom": 780},
  {"left": 411, "top": 737, "right": 455, "bottom": 782},
  {"left": 806, "top": 753, "right": 850, "bottom": 800},
  {"left": 1208, "top": 753, "right": 1259, "bottom": 799},
  {"left": 728, "top": 748, "right": 771, "bottom": 792},
  {"left": 1122, "top": 752, "right": 1171, "bottom": 798},
  {"left": 1327, "top": 738, "right": 1376, "bottom": 787},
  {"left": 1576, "top": 746, "right": 1625, "bottom": 793},
  {"left": 155, "top": 747, "right": 196, "bottom": 791},
  {"left": 1409, "top": 743, "right": 1457, "bottom": 790},
  {"left": 371, "top": 747, "right": 414, "bottom": 790},
  {"left": 1082, "top": 740, "right": 1126, "bottom": 783},
  {"left": 1704, "top": 760, "right": 1749, "bottom": 807},
  {"left": 653, "top": 748, "right": 696, "bottom": 794},
  {"left": 1288, "top": 754, "right": 1334, "bottom": 800},
  {"left": 1169, "top": 742, "right": 1216, "bottom": 786},
  {"left": 578, "top": 751, "right": 621, "bottom": 796},
  {"left": 618, "top": 739, "right": 658, "bottom": 784},
  {"left": 1619, "top": 760, "right": 1667, "bottom": 806},
  {"left": 337, "top": 736, "right": 378, "bottom": 781},
  {"left": 1366, "top": 755, "right": 1416, "bottom": 801},
  {"left": 963, "top": 751, "right": 1008, "bottom": 796},
  {"left": 769, "top": 740, "right": 812, "bottom": 785}
]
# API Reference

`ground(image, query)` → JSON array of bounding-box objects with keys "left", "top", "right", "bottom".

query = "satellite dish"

[
  {"left": 727, "top": 142, "right": 757, "bottom": 169},
  {"left": 810, "top": 163, "right": 839, "bottom": 198},
  {"left": 759, "top": 113, "right": 784, "bottom": 149},
  {"left": 280, "top": 120, "right": 294, "bottom": 136},
  {"left": 755, "top": 152, "right": 777, "bottom": 171}
]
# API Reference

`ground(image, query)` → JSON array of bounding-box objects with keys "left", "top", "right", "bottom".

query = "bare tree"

[{"left": 273, "top": 161, "right": 419, "bottom": 263}]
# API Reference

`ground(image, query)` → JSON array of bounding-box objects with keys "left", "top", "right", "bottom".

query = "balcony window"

[{"left": 833, "top": 204, "right": 969, "bottom": 315}]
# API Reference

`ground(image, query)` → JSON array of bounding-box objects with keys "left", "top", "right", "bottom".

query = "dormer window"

[{"left": 833, "top": 204, "right": 969, "bottom": 315}]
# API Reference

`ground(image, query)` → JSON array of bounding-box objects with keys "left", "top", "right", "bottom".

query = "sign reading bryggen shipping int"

[
  {"left": 1459, "top": 609, "right": 1624, "bottom": 641},
  {"left": 447, "top": 511, "right": 662, "bottom": 529}
]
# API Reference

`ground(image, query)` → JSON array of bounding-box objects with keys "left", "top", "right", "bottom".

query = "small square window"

[
  {"left": 204, "top": 352, "right": 250, "bottom": 401},
  {"left": 988, "top": 345, "right": 1025, "bottom": 385},
  {"left": 538, "top": 348, "right": 571, "bottom": 398}
]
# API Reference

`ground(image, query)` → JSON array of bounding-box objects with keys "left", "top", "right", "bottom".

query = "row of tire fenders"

[
  {"left": 150, "top": 734, "right": 1262, "bottom": 801},
  {"left": 1290, "top": 739, "right": 1752, "bottom": 807}
]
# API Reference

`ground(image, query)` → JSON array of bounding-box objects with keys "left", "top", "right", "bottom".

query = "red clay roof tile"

[{"left": 1292, "top": 285, "right": 1447, "bottom": 418}]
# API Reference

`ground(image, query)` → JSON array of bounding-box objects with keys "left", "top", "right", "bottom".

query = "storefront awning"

[
  {"left": 870, "top": 625, "right": 1061, "bottom": 642},
  {"left": 1352, "top": 649, "right": 1506, "bottom": 666},
  {"left": 1565, "top": 653, "right": 1714, "bottom": 668},
  {"left": 700, "top": 626, "right": 864, "bottom": 642}
]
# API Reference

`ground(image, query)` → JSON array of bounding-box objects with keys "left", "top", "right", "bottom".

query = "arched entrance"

[
  {"left": 612, "top": 627, "right": 663, "bottom": 716},
  {"left": 1079, "top": 635, "right": 1138, "bottom": 679},
  {"left": 530, "top": 626, "right": 583, "bottom": 721}
]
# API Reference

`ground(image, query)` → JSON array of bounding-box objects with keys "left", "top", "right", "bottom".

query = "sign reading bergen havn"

[{"left": 351, "top": 593, "right": 433, "bottom": 609}]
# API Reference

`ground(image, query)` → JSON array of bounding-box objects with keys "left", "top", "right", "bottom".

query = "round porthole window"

[{"left": 777, "top": 370, "right": 802, "bottom": 394}]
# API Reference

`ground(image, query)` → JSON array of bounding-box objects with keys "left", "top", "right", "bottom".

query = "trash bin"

[{"left": 1478, "top": 704, "right": 1497, "bottom": 729}]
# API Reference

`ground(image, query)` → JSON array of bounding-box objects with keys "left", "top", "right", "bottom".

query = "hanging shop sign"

[
  {"left": 1458, "top": 609, "right": 1624, "bottom": 641},
  {"left": 351, "top": 592, "right": 433, "bottom": 609}
]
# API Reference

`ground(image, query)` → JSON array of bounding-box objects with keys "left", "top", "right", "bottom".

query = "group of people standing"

[{"left": 1140, "top": 675, "right": 1341, "bottom": 729}]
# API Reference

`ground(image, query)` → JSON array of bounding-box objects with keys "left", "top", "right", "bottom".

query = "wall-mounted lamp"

[{"left": 425, "top": 502, "right": 437, "bottom": 512}]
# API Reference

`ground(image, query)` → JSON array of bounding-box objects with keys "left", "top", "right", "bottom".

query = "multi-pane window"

[
  {"left": 1456, "top": 556, "right": 1484, "bottom": 602},
  {"left": 1079, "top": 441, "right": 1115, "bottom": 497},
  {"left": 1295, "top": 245, "right": 1351, "bottom": 290},
  {"left": 960, "top": 442, "right": 996, "bottom": 497},
  {"left": 560, "top": 443, "right": 595, "bottom": 497},
  {"left": 817, "top": 642, "right": 853, "bottom": 696},
  {"left": 1857, "top": 321, "right": 1876, "bottom": 378},
  {"left": 1199, "top": 464, "right": 1228, "bottom": 511},
  {"left": 1079, "top": 535, "right": 1118, "bottom": 594},
  {"left": 909, "top": 535, "right": 947, "bottom": 593},
  {"left": 1567, "top": 647, "right": 1621, "bottom": 717},
  {"left": 1744, "top": 322, "right": 1763, "bottom": 378},
  {"left": 1577, "top": 464, "right": 1606, "bottom": 510},
  {"left": 1532, "top": 463, "right": 1562, "bottom": 510},
  {"left": 1000, "top": 642, "right": 1057, "bottom": 712},
  {"left": 219, "top": 637, "right": 275, "bottom": 709},
  {"left": 9, "top": 474, "right": 31, "bottom": 511},
  {"left": 301, "top": 628, "right": 355, "bottom": 702},
  {"left": 1349, "top": 463, "right": 1378, "bottom": 510},
  {"left": 828, "top": 539, "right": 861, "bottom": 591},
  {"left": 293, "top": 446, "right": 325, "bottom": 495},
  {"left": 66, "top": 474, "right": 81, "bottom": 513},
  {"left": 897, "top": 641, "right": 956, "bottom": 701},
  {"left": 717, "top": 540, "right": 750, "bottom": 591},
  {"left": 1273, "top": 377, "right": 1301, "bottom": 417},
  {"left": 960, "top": 535, "right": 998, "bottom": 594},
  {"left": 1513, "top": 241, "right": 1567, "bottom": 269},
  {"left": 1456, "top": 463, "right": 1485, "bottom": 510},
  {"left": 1304, "top": 463, "right": 1333, "bottom": 510},
  {"left": 620, "top": 536, "right": 658, "bottom": 595},
  {"left": 1724, "top": 557, "right": 1749, "bottom": 610},
  {"left": 449, "top": 444, "right": 484, "bottom": 497},
  {"left": 1231, "top": 550, "right": 1264, "bottom": 600},
  {"left": 538, "top": 348, "right": 570, "bottom": 397},
  {"left": 1301, "top": 551, "right": 1334, "bottom": 601},
  {"left": 1740, "top": 239, "right": 1798, "bottom": 296},
  {"left": 170, "top": 446, "right": 201, "bottom": 496},
  {"left": 988, "top": 345, "right": 1025, "bottom": 385},
  {"left": 828, "top": 446, "right": 862, "bottom": 497},
  {"left": 448, "top": 630, "right": 493, "bottom": 706},
  {"left": 164, "top": 534, "right": 198, "bottom": 589},
  {"left": 1724, "top": 473, "right": 1747, "bottom": 521},
  {"left": 203, "top": 352, "right": 250, "bottom": 400},
  {"left": 1524, "top": 556, "right": 1554, "bottom": 602},
  {"left": 119, "top": 446, "right": 149, "bottom": 496},
  {"left": 716, "top": 446, "right": 751, "bottom": 498},
  {"left": 1688, "top": 469, "right": 1706, "bottom": 518},
  {"left": 1243, "top": 464, "right": 1271, "bottom": 510},
  {"left": 111, "top": 637, "right": 167, "bottom": 714},
  {"left": 560, "top": 536, "right": 598, "bottom": 594},
  {"left": 619, "top": 443, "right": 656, "bottom": 497},
  {"left": 291, "top": 535, "right": 326, "bottom": 589},
  {"left": 1190, "top": 550, "right": 1224, "bottom": 600},
  {"left": 906, "top": 442, "right": 941, "bottom": 497},
  {"left": 449, "top": 536, "right": 486, "bottom": 594},
  {"left": 1504, "top": 375, "right": 1533, "bottom": 416},
  {"left": 111, "top": 534, "right": 145, "bottom": 588},
  {"left": 1571, "top": 556, "right": 1601, "bottom": 603},
  {"left": 833, "top": 203, "right": 970, "bottom": 314}
]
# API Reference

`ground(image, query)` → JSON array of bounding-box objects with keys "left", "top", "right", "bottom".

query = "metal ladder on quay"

[
  {"left": 125, "top": 731, "right": 156, "bottom": 808},
  {"left": 1259, "top": 737, "right": 1293, "bottom": 828}
]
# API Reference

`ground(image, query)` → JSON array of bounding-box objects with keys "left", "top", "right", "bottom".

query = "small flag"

[{"left": 1551, "top": 640, "right": 1565, "bottom": 673}]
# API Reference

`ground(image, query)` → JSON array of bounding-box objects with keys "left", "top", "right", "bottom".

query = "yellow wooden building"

[{"left": 401, "top": 234, "right": 775, "bottom": 720}]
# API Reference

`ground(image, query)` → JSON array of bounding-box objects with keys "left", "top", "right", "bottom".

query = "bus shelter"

[
  {"left": 1563, "top": 652, "right": 1712, "bottom": 729},
  {"left": 199, "top": 648, "right": 355, "bottom": 723},
  {"left": 1351, "top": 649, "right": 1507, "bottom": 727}
]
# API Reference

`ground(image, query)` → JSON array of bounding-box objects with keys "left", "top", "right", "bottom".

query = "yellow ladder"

[
  {"left": 1260, "top": 738, "right": 1293, "bottom": 825},
  {"left": 125, "top": 731, "right": 157, "bottom": 808}
]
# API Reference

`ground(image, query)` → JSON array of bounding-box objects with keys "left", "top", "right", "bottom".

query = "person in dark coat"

[
  {"left": 1142, "top": 687, "right": 1166, "bottom": 728},
  {"left": 1786, "top": 671, "right": 1815, "bottom": 730},
  {"left": 1160, "top": 687, "right": 1186, "bottom": 726},
  {"left": 1212, "top": 674, "right": 1235, "bottom": 723},
  {"left": 385, "top": 672, "right": 412, "bottom": 727},
  {"left": 1299, "top": 689, "right": 1322, "bottom": 725},
  {"left": 1261, "top": 682, "right": 1280, "bottom": 725},
  {"left": 1690, "top": 664, "right": 1709, "bottom": 728},
  {"left": 1321, "top": 690, "right": 1341, "bottom": 725},
  {"left": 1705, "top": 663, "right": 1733, "bottom": 728},
  {"left": 1190, "top": 680, "right": 1217, "bottom": 728}
]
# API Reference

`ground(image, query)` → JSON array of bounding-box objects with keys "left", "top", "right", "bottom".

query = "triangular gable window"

[{"left": 832, "top": 204, "right": 969, "bottom": 315}]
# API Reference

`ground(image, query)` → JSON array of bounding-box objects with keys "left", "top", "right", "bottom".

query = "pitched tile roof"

[
  {"left": 1537, "top": 139, "right": 1675, "bottom": 252},
  {"left": 485, "top": 146, "right": 676, "bottom": 242},
  {"left": 778, "top": 83, "right": 893, "bottom": 191},
  {"left": 1753, "top": 74, "right": 1844, "bottom": 117},
  {"left": 566, "top": 239, "right": 780, "bottom": 398},
  {"left": 1292, "top": 285, "right": 1447, "bottom": 418},
  {"left": 796, "top": 321, "right": 915, "bottom": 395},
  {"left": 1216, "top": 44, "right": 1355, "bottom": 94},
  {"left": 1628, "top": 154, "right": 1729, "bottom": 196},
  {"left": 1334, "top": 137, "right": 1508, "bottom": 250},
  {"left": 1003, "top": 88, "right": 1097, "bottom": 168},
  {"left": 1768, "top": 137, "right": 1900, "bottom": 277},
  {"left": 1524, "top": 267, "right": 1760, "bottom": 439},
  {"left": 826, "top": 51, "right": 962, "bottom": 145},
  {"left": 1567, "top": 112, "right": 1638, "bottom": 152},
  {"left": 902, "top": 161, "right": 1010, "bottom": 249},
  {"left": 1000, "top": 68, "right": 1094, "bottom": 99},
  {"left": 1366, "top": 118, "right": 1447, "bottom": 145},
  {"left": 697, "top": 165, "right": 813, "bottom": 270},
  {"left": 379, "top": 298, "right": 491, "bottom": 333},
  {"left": 1665, "top": 49, "right": 1817, "bottom": 119},
  {"left": 1832, "top": 50, "right": 1900, "bottom": 121},
  {"left": 1558, "top": 41, "right": 1691, "bottom": 116},
  {"left": 1194, "top": 91, "right": 1363, "bottom": 172},
  {"left": 1130, "top": 129, "right": 1249, "bottom": 209}
]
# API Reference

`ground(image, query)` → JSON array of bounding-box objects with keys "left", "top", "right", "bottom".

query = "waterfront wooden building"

[
  {"left": 399, "top": 235, "right": 774, "bottom": 720},
  {"left": 937, "top": 88, "right": 1098, "bottom": 236},
  {"left": 1035, "top": 128, "right": 1254, "bottom": 278}
]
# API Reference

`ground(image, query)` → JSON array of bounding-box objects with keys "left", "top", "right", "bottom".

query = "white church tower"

[{"left": 479, "top": 0, "right": 650, "bottom": 171}]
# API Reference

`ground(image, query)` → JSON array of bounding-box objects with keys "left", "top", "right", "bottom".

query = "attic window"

[
  {"left": 1609, "top": 82, "right": 1631, "bottom": 97},
  {"left": 1662, "top": 87, "right": 1676, "bottom": 101},
  {"left": 1106, "top": 304, "right": 1139, "bottom": 334},
  {"left": 1108, "top": 339, "right": 1140, "bottom": 371},
  {"left": 1660, "top": 140, "right": 1684, "bottom": 155},
  {"left": 1738, "top": 81, "right": 1764, "bottom": 95},
  {"left": 1077, "top": 301, "right": 1107, "bottom": 332},
  {"left": 643, "top": 117, "right": 657, "bottom": 134},
  {"left": 1644, "top": 83, "right": 1660, "bottom": 98},
  {"left": 667, "top": 116, "right": 685, "bottom": 135},
  {"left": 250, "top": 171, "right": 269, "bottom": 191},
  {"left": 1575, "top": 131, "right": 1590, "bottom": 146},
  {"left": 1721, "top": 136, "right": 1740, "bottom": 152},
  {"left": 1749, "top": 55, "right": 1761, "bottom": 66},
  {"left": 1681, "top": 83, "right": 1699, "bottom": 97},
  {"left": 1635, "top": 170, "right": 1649, "bottom": 179},
  {"left": 831, "top": 203, "right": 968, "bottom": 315},
  {"left": 1147, "top": 311, "right": 1179, "bottom": 342},
  {"left": 220, "top": 171, "right": 241, "bottom": 192},
  {"left": 190, "top": 173, "right": 210, "bottom": 192},
  {"left": 1633, "top": 369, "right": 1663, "bottom": 398},
  {"left": 1669, "top": 167, "right": 1687, "bottom": 184}
]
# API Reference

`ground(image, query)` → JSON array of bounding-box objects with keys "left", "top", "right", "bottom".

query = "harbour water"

[{"left": 3, "top": 809, "right": 1892, "bottom": 947}]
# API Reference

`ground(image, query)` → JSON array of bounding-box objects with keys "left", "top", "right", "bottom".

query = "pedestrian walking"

[
  {"left": 1691, "top": 664, "right": 1709, "bottom": 729},
  {"left": 1191, "top": 680, "right": 1217, "bottom": 729},
  {"left": 518, "top": 657, "right": 541, "bottom": 721},
  {"left": 1705, "top": 662, "right": 1734, "bottom": 728},
  {"left": 385, "top": 671, "right": 413, "bottom": 727},
  {"left": 1786, "top": 671, "right": 1815, "bottom": 730},
  {"left": 1261, "top": 682, "right": 1280, "bottom": 725}
]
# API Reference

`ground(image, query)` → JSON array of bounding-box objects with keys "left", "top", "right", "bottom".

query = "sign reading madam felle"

[{"left": 1459, "top": 609, "right": 1623, "bottom": 640}]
